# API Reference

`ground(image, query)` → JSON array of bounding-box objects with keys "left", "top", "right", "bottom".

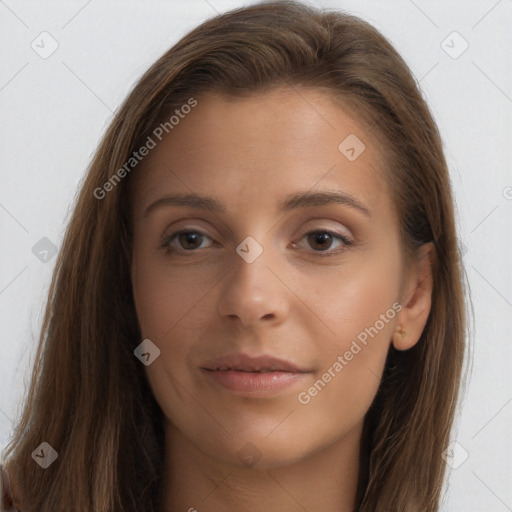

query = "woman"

[{"left": 1, "top": 1, "right": 467, "bottom": 510}]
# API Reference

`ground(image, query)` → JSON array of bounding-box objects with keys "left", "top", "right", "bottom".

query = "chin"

[{"left": 204, "top": 435, "right": 316, "bottom": 471}]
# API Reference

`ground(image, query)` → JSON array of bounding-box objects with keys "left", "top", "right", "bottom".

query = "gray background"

[{"left": 1, "top": 1, "right": 511, "bottom": 510}]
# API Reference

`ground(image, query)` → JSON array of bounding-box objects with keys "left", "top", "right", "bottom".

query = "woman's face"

[{"left": 131, "top": 87, "right": 412, "bottom": 469}]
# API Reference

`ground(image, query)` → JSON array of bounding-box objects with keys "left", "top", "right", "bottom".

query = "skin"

[{"left": 130, "top": 87, "right": 434, "bottom": 512}]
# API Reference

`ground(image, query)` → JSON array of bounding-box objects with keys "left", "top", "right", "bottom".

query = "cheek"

[
  {"left": 131, "top": 250, "right": 219, "bottom": 412},
  {"left": 131, "top": 247, "right": 214, "bottom": 340},
  {"left": 292, "top": 249, "right": 402, "bottom": 416},
  {"left": 131, "top": 256, "right": 215, "bottom": 440},
  {"left": 302, "top": 246, "right": 402, "bottom": 347}
]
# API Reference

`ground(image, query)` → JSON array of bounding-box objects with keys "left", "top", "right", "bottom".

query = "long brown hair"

[{"left": 2, "top": 1, "right": 468, "bottom": 510}]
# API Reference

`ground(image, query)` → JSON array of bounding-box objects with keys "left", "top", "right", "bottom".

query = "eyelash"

[{"left": 159, "top": 229, "right": 353, "bottom": 257}]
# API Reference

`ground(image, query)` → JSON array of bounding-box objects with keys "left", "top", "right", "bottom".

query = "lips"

[
  {"left": 201, "top": 353, "right": 309, "bottom": 373},
  {"left": 200, "top": 353, "right": 311, "bottom": 395}
]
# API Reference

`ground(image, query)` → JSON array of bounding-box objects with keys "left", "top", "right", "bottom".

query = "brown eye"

[
  {"left": 177, "top": 232, "right": 204, "bottom": 250},
  {"left": 161, "top": 230, "right": 213, "bottom": 252},
  {"left": 295, "top": 230, "right": 352, "bottom": 256},
  {"left": 307, "top": 232, "right": 336, "bottom": 251}
]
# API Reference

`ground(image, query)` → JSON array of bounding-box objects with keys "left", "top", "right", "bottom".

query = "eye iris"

[
  {"left": 308, "top": 232, "right": 332, "bottom": 251},
  {"left": 179, "top": 232, "right": 202, "bottom": 250}
]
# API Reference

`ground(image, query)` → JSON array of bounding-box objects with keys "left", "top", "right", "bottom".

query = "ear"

[{"left": 393, "top": 242, "right": 436, "bottom": 351}]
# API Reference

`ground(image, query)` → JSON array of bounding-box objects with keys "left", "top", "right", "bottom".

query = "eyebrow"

[{"left": 143, "top": 190, "right": 371, "bottom": 218}]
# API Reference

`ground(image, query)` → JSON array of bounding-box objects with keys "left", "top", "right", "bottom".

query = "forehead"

[{"left": 130, "top": 87, "right": 391, "bottom": 219}]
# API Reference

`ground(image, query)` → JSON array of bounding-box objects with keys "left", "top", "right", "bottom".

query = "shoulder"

[{"left": 0, "top": 464, "right": 21, "bottom": 512}]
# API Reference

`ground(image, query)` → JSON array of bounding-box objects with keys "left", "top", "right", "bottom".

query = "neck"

[{"left": 161, "top": 420, "right": 362, "bottom": 512}]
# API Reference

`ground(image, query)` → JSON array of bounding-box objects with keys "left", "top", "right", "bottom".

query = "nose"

[{"left": 217, "top": 242, "right": 289, "bottom": 329}]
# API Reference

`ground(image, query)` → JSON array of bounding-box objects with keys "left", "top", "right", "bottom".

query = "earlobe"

[
  {"left": 392, "top": 242, "right": 436, "bottom": 351},
  {"left": 392, "top": 325, "right": 408, "bottom": 350}
]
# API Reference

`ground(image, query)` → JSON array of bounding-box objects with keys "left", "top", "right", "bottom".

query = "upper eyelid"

[
  {"left": 164, "top": 217, "right": 353, "bottom": 236},
  {"left": 164, "top": 225, "right": 351, "bottom": 239}
]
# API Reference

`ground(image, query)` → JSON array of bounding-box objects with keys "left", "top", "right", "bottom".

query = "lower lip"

[{"left": 201, "top": 369, "right": 308, "bottom": 395}]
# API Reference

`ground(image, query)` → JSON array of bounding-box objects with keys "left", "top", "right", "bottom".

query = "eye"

[
  {"left": 160, "top": 228, "right": 352, "bottom": 256},
  {"left": 293, "top": 230, "right": 352, "bottom": 256},
  {"left": 160, "top": 230, "right": 214, "bottom": 253}
]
